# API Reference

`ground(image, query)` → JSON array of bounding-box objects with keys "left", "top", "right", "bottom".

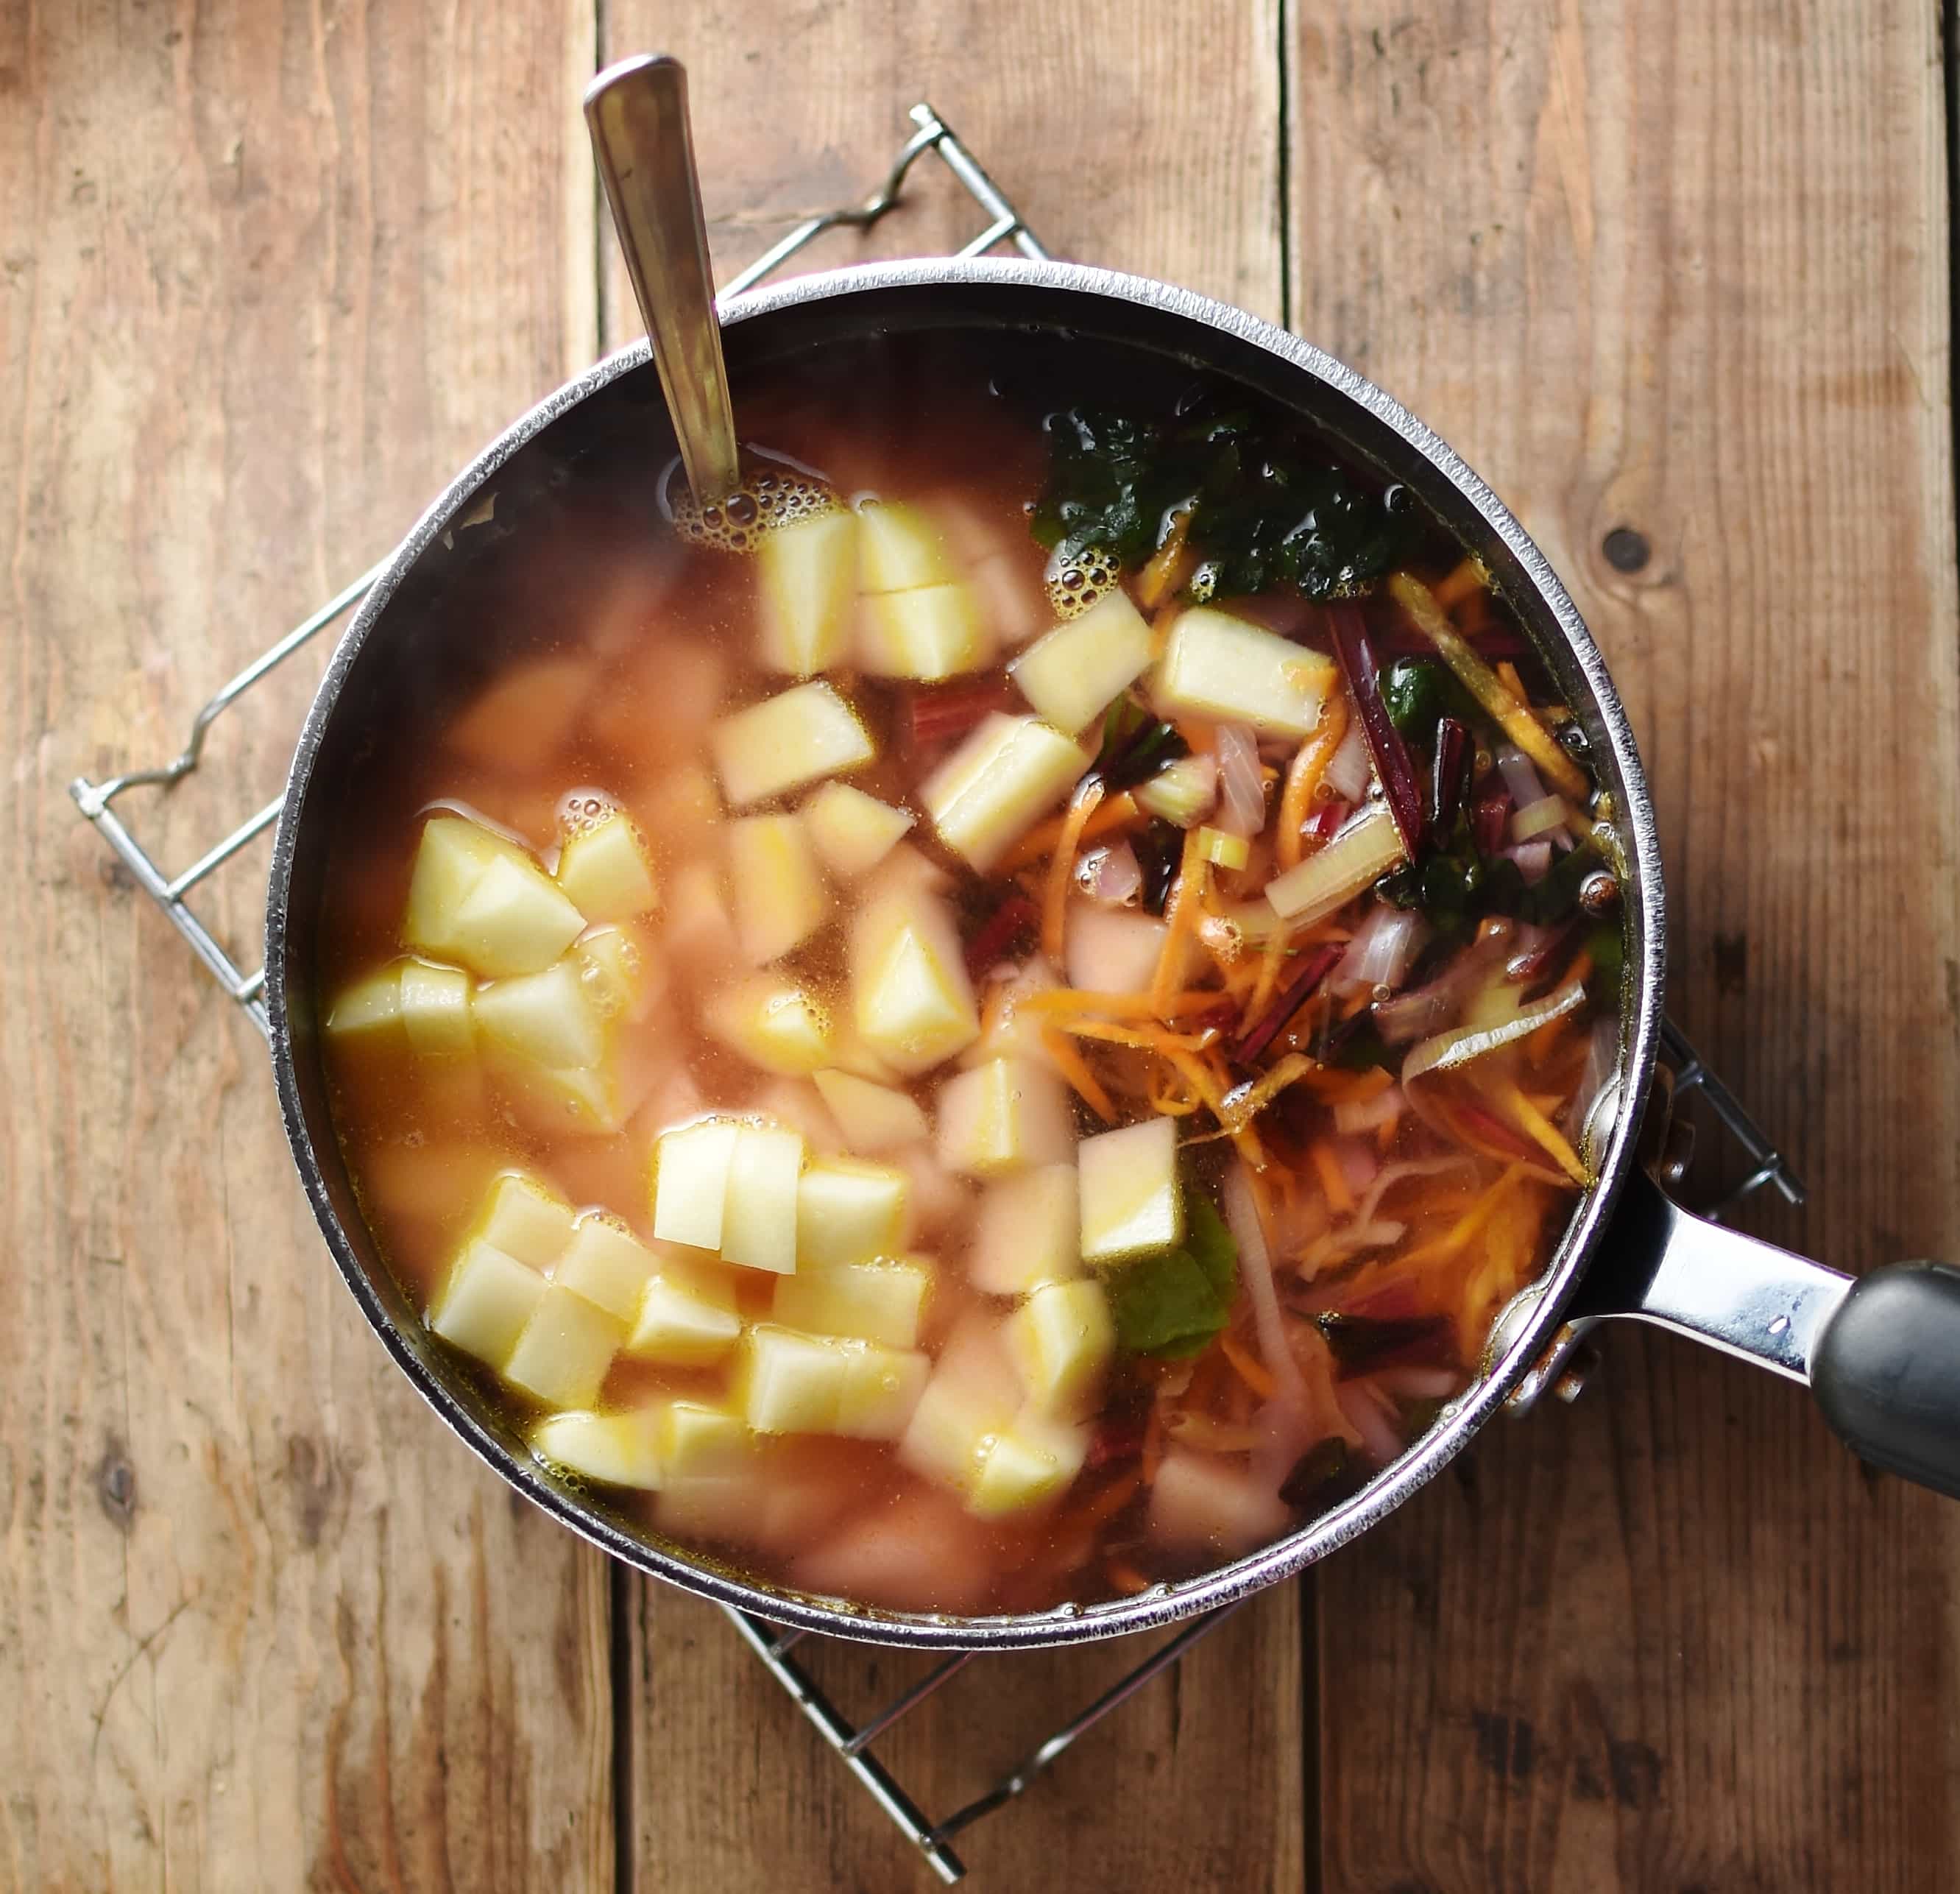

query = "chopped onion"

[
  {"left": 1321, "top": 716, "right": 1373, "bottom": 802},
  {"left": 1372, "top": 922, "right": 1516, "bottom": 1044},
  {"left": 1134, "top": 752, "right": 1217, "bottom": 827},
  {"left": 1333, "top": 1084, "right": 1404, "bottom": 1135},
  {"left": 1399, "top": 979, "right": 1591, "bottom": 1147},
  {"left": 1495, "top": 743, "right": 1546, "bottom": 809},
  {"left": 1334, "top": 1136, "right": 1380, "bottom": 1198},
  {"left": 1330, "top": 903, "right": 1432, "bottom": 997},
  {"left": 1224, "top": 1162, "right": 1309, "bottom": 1422},
  {"left": 1335, "top": 1378, "right": 1405, "bottom": 1466},
  {"left": 1373, "top": 1364, "right": 1462, "bottom": 1403},
  {"left": 1293, "top": 1218, "right": 1409, "bottom": 1279},
  {"left": 1214, "top": 723, "right": 1267, "bottom": 836},
  {"left": 1264, "top": 802, "right": 1407, "bottom": 925},
  {"left": 1501, "top": 839, "right": 1553, "bottom": 885},
  {"left": 1563, "top": 1014, "right": 1621, "bottom": 1154},
  {"left": 1078, "top": 839, "right": 1142, "bottom": 906},
  {"left": 1510, "top": 794, "right": 1568, "bottom": 844}
]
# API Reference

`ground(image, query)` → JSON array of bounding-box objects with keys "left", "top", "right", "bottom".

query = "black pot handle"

[{"left": 1577, "top": 1170, "right": 1960, "bottom": 1498}]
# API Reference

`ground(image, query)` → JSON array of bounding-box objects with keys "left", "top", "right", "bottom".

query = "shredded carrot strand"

[
  {"left": 999, "top": 789, "right": 1139, "bottom": 871},
  {"left": 1309, "top": 1139, "right": 1355, "bottom": 1215},
  {"left": 1053, "top": 1018, "right": 1214, "bottom": 1054},
  {"left": 1040, "top": 1025, "right": 1117, "bottom": 1123},
  {"left": 1147, "top": 827, "right": 1210, "bottom": 1020},
  {"left": 1041, "top": 777, "right": 1106, "bottom": 964},
  {"left": 1494, "top": 1079, "right": 1590, "bottom": 1185},
  {"left": 1147, "top": 1067, "right": 1204, "bottom": 1116},
  {"left": 1136, "top": 508, "right": 1195, "bottom": 611},
  {"left": 1079, "top": 1470, "right": 1144, "bottom": 1528},
  {"left": 1106, "top": 1558, "right": 1153, "bottom": 1596},
  {"left": 1026, "top": 987, "right": 1224, "bottom": 1021},
  {"left": 1220, "top": 1334, "right": 1277, "bottom": 1402},
  {"left": 1432, "top": 554, "right": 1491, "bottom": 612},
  {"left": 1276, "top": 693, "right": 1351, "bottom": 872},
  {"left": 1396, "top": 1162, "right": 1527, "bottom": 1267}
]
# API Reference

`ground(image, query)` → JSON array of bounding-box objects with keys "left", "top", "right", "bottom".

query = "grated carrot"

[
  {"left": 1396, "top": 1161, "right": 1527, "bottom": 1268},
  {"left": 1026, "top": 986, "right": 1225, "bottom": 1021},
  {"left": 1080, "top": 1470, "right": 1144, "bottom": 1528},
  {"left": 1147, "top": 1067, "right": 1204, "bottom": 1116},
  {"left": 1055, "top": 1018, "right": 1215, "bottom": 1054},
  {"left": 1220, "top": 1334, "right": 1277, "bottom": 1402},
  {"left": 1041, "top": 1026, "right": 1117, "bottom": 1123},
  {"left": 999, "top": 788, "right": 1139, "bottom": 871},
  {"left": 1432, "top": 553, "right": 1492, "bottom": 612},
  {"left": 1220, "top": 1051, "right": 1315, "bottom": 1130},
  {"left": 1147, "top": 826, "right": 1211, "bottom": 1021},
  {"left": 1494, "top": 1078, "right": 1590, "bottom": 1185},
  {"left": 1245, "top": 936, "right": 1287, "bottom": 1026},
  {"left": 1308, "top": 1139, "right": 1356, "bottom": 1215},
  {"left": 1276, "top": 692, "right": 1351, "bottom": 872},
  {"left": 1041, "top": 777, "right": 1106, "bottom": 964},
  {"left": 1136, "top": 509, "right": 1195, "bottom": 611},
  {"left": 1105, "top": 1558, "right": 1153, "bottom": 1596},
  {"left": 1526, "top": 1006, "right": 1576, "bottom": 1068}
]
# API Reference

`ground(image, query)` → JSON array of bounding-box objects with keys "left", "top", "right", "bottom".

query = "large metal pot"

[{"left": 265, "top": 259, "right": 1960, "bottom": 1650}]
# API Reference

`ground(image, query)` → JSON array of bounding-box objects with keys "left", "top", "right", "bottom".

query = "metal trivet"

[{"left": 69, "top": 105, "right": 1803, "bottom": 1884}]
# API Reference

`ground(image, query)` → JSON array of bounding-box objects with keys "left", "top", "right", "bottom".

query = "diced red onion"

[
  {"left": 1334, "top": 1136, "right": 1380, "bottom": 1198},
  {"left": 1371, "top": 923, "right": 1515, "bottom": 1044},
  {"left": 1510, "top": 794, "right": 1568, "bottom": 845},
  {"left": 1078, "top": 839, "right": 1143, "bottom": 906},
  {"left": 1335, "top": 1378, "right": 1405, "bottom": 1466},
  {"left": 1223, "top": 1163, "right": 1311, "bottom": 1429},
  {"left": 1306, "top": 799, "right": 1349, "bottom": 842},
  {"left": 1214, "top": 723, "right": 1267, "bottom": 836},
  {"left": 1495, "top": 743, "right": 1546, "bottom": 809},
  {"left": 1501, "top": 839, "right": 1553, "bottom": 885},
  {"left": 1332, "top": 1084, "right": 1404, "bottom": 1136},
  {"left": 1373, "top": 1364, "right": 1462, "bottom": 1403},
  {"left": 1322, "top": 717, "right": 1373, "bottom": 802},
  {"left": 1330, "top": 903, "right": 1432, "bottom": 997}
]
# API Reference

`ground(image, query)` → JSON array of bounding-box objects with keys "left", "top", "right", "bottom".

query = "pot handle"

[{"left": 1579, "top": 1170, "right": 1960, "bottom": 1498}]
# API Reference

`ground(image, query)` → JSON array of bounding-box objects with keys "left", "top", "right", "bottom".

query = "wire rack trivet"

[{"left": 69, "top": 102, "right": 1805, "bottom": 1884}]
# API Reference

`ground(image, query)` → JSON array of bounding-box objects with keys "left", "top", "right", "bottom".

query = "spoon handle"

[{"left": 585, "top": 55, "right": 742, "bottom": 505}]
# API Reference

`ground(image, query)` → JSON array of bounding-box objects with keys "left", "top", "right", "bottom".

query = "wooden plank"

[
  {"left": 598, "top": 8, "right": 1305, "bottom": 1887},
  {"left": 1289, "top": 3, "right": 1960, "bottom": 1888},
  {"left": 0, "top": 5, "right": 612, "bottom": 1888}
]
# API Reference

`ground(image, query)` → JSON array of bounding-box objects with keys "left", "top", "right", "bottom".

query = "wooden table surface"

[{"left": 7, "top": 4, "right": 1959, "bottom": 1889}]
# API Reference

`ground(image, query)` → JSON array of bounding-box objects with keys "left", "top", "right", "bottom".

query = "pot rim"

[{"left": 266, "top": 255, "right": 1665, "bottom": 1650}]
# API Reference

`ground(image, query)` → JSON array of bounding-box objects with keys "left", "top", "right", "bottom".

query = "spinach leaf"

[{"left": 1105, "top": 1195, "right": 1241, "bottom": 1359}]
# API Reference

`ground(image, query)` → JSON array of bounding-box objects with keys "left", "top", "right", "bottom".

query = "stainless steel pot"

[{"left": 266, "top": 259, "right": 1960, "bottom": 1650}]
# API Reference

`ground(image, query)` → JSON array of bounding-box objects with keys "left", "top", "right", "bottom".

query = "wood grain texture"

[
  {"left": 598, "top": 6, "right": 1304, "bottom": 1888},
  {"left": 1289, "top": 4, "right": 1960, "bottom": 1890},
  {"left": 0, "top": 5, "right": 611, "bottom": 1890}
]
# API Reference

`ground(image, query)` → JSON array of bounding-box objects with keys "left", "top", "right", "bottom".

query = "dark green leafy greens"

[
  {"left": 1380, "top": 827, "right": 1609, "bottom": 937},
  {"left": 1105, "top": 1195, "right": 1239, "bottom": 1359}
]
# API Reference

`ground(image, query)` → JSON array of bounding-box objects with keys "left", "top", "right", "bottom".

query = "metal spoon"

[{"left": 584, "top": 54, "right": 742, "bottom": 506}]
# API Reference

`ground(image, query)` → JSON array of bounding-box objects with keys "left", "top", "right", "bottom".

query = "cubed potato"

[
  {"left": 856, "top": 499, "right": 955, "bottom": 593},
  {"left": 491, "top": 1058, "right": 633, "bottom": 1140},
  {"left": 1063, "top": 902, "right": 1167, "bottom": 997},
  {"left": 707, "top": 975, "right": 834, "bottom": 1076},
  {"left": 660, "top": 1400, "right": 752, "bottom": 1482},
  {"left": 576, "top": 922, "right": 659, "bottom": 1023},
  {"left": 663, "top": 861, "right": 739, "bottom": 983},
  {"left": 800, "top": 781, "right": 915, "bottom": 879},
  {"left": 1152, "top": 607, "right": 1338, "bottom": 738},
  {"left": 404, "top": 815, "right": 585, "bottom": 979},
  {"left": 919, "top": 713, "right": 1091, "bottom": 872},
  {"left": 812, "top": 1068, "right": 930, "bottom": 1154},
  {"left": 555, "top": 807, "right": 657, "bottom": 922},
  {"left": 969, "top": 1164, "right": 1082, "bottom": 1294},
  {"left": 847, "top": 882, "right": 980, "bottom": 1076},
  {"left": 447, "top": 658, "right": 587, "bottom": 768},
  {"left": 896, "top": 1318, "right": 1019, "bottom": 1494},
  {"left": 936, "top": 1057, "right": 1077, "bottom": 1177},
  {"left": 1149, "top": 1449, "right": 1292, "bottom": 1555},
  {"left": 747, "top": 1077, "right": 845, "bottom": 1153},
  {"left": 710, "top": 682, "right": 875, "bottom": 808},
  {"left": 758, "top": 509, "right": 860, "bottom": 674},
  {"left": 835, "top": 1343, "right": 931, "bottom": 1439},
  {"left": 737, "top": 1324, "right": 855, "bottom": 1433},
  {"left": 795, "top": 1158, "right": 908, "bottom": 1268},
  {"left": 962, "top": 959, "right": 1063, "bottom": 1068},
  {"left": 1009, "top": 589, "right": 1156, "bottom": 734},
  {"left": 966, "top": 1412, "right": 1089, "bottom": 1519},
  {"left": 531, "top": 1407, "right": 665, "bottom": 1490},
  {"left": 429, "top": 1237, "right": 546, "bottom": 1368},
  {"left": 1006, "top": 1278, "right": 1114, "bottom": 1420},
  {"left": 1078, "top": 1116, "right": 1184, "bottom": 1263},
  {"left": 720, "top": 1123, "right": 806, "bottom": 1274},
  {"left": 792, "top": 1491, "right": 1000, "bottom": 1614},
  {"left": 477, "top": 1171, "right": 578, "bottom": 1269},
  {"left": 398, "top": 959, "right": 475, "bottom": 1058},
  {"left": 893, "top": 1144, "right": 972, "bottom": 1245},
  {"left": 326, "top": 964, "right": 403, "bottom": 1040},
  {"left": 626, "top": 1252, "right": 743, "bottom": 1367},
  {"left": 650, "top": 1118, "right": 742, "bottom": 1251},
  {"left": 551, "top": 1214, "right": 657, "bottom": 1322},
  {"left": 774, "top": 1254, "right": 933, "bottom": 1349},
  {"left": 473, "top": 956, "right": 606, "bottom": 1071},
  {"left": 727, "top": 814, "right": 830, "bottom": 965},
  {"left": 857, "top": 582, "right": 992, "bottom": 681},
  {"left": 503, "top": 1283, "right": 625, "bottom": 1410}
]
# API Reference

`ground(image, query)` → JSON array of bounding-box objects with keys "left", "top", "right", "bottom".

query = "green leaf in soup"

[
  {"left": 1182, "top": 1194, "right": 1238, "bottom": 1302},
  {"left": 1105, "top": 1194, "right": 1241, "bottom": 1360}
]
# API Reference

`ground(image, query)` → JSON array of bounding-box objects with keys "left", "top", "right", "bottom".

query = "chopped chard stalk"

[{"left": 1326, "top": 604, "right": 1424, "bottom": 857}]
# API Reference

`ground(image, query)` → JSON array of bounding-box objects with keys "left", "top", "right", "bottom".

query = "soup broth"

[{"left": 316, "top": 329, "right": 1621, "bottom": 1616}]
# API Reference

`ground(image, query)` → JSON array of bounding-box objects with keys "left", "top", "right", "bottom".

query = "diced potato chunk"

[
  {"left": 720, "top": 1124, "right": 806, "bottom": 1274},
  {"left": 774, "top": 1255, "right": 933, "bottom": 1349},
  {"left": 532, "top": 1407, "right": 665, "bottom": 1490},
  {"left": 969, "top": 1164, "right": 1081, "bottom": 1294},
  {"left": 551, "top": 1214, "right": 657, "bottom": 1322},
  {"left": 447, "top": 658, "right": 587, "bottom": 768},
  {"left": 555, "top": 808, "right": 657, "bottom": 922},
  {"left": 650, "top": 1119, "right": 742, "bottom": 1251},
  {"left": 856, "top": 500, "right": 955, "bottom": 593},
  {"left": 800, "top": 781, "right": 915, "bottom": 879},
  {"left": 661, "top": 1400, "right": 752, "bottom": 1482},
  {"left": 627, "top": 1253, "right": 743, "bottom": 1367},
  {"left": 473, "top": 956, "right": 606, "bottom": 1071},
  {"left": 405, "top": 815, "right": 585, "bottom": 978},
  {"left": 429, "top": 1238, "right": 546, "bottom": 1368},
  {"left": 738, "top": 1324, "right": 855, "bottom": 1433},
  {"left": 707, "top": 975, "right": 834, "bottom": 1076},
  {"left": 1149, "top": 1449, "right": 1292, "bottom": 1555},
  {"left": 727, "top": 814, "right": 829, "bottom": 965},
  {"left": 1064, "top": 902, "right": 1167, "bottom": 997},
  {"left": 962, "top": 959, "right": 1062, "bottom": 1068},
  {"left": 835, "top": 1343, "right": 930, "bottom": 1439},
  {"left": 493, "top": 1059, "right": 632, "bottom": 1139},
  {"left": 920, "top": 713, "right": 1091, "bottom": 872},
  {"left": 1153, "top": 607, "right": 1338, "bottom": 738},
  {"left": 663, "top": 861, "right": 739, "bottom": 983},
  {"left": 848, "top": 882, "right": 980, "bottom": 1076},
  {"left": 478, "top": 1172, "right": 578, "bottom": 1268},
  {"left": 1009, "top": 590, "right": 1156, "bottom": 733},
  {"left": 326, "top": 964, "right": 403, "bottom": 1039},
  {"left": 1006, "top": 1278, "right": 1114, "bottom": 1420},
  {"left": 795, "top": 1158, "right": 908, "bottom": 1268},
  {"left": 812, "top": 1068, "right": 930, "bottom": 1154},
  {"left": 1078, "top": 1116, "right": 1184, "bottom": 1263},
  {"left": 710, "top": 682, "right": 875, "bottom": 808},
  {"left": 936, "top": 1057, "right": 1077, "bottom": 1176},
  {"left": 398, "top": 959, "right": 475, "bottom": 1057},
  {"left": 857, "top": 582, "right": 992, "bottom": 681},
  {"left": 966, "top": 1413, "right": 1089, "bottom": 1519},
  {"left": 897, "top": 1320, "right": 1018, "bottom": 1494},
  {"left": 576, "top": 922, "right": 659, "bottom": 1023},
  {"left": 758, "top": 509, "right": 860, "bottom": 674},
  {"left": 503, "top": 1284, "right": 625, "bottom": 1410}
]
